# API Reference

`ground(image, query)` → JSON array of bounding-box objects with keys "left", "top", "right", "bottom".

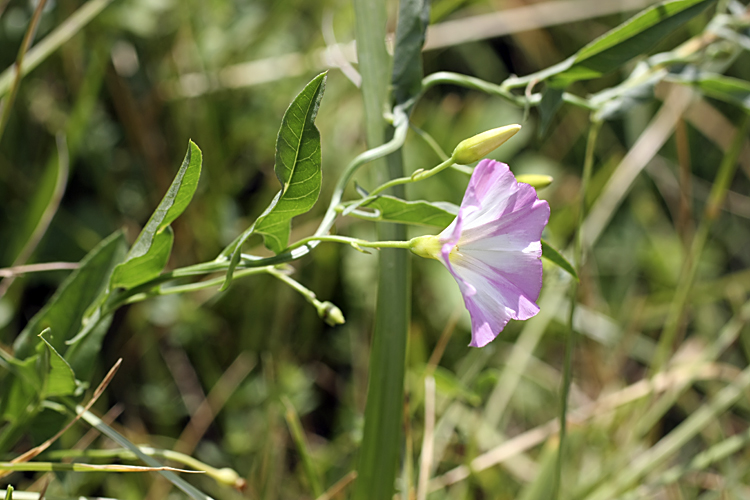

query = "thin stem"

[
  {"left": 555, "top": 119, "right": 600, "bottom": 499},
  {"left": 0, "top": 0, "right": 115, "bottom": 97},
  {"left": 46, "top": 448, "right": 242, "bottom": 488},
  {"left": 123, "top": 267, "right": 273, "bottom": 305},
  {"left": 576, "top": 121, "right": 602, "bottom": 266},
  {"left": 0, "top": 262, "right": 80, "bottom": 278},
  {"left": 651, "top": 113, "right": 750, "bottom": 373},
  {"left": 286, "top": 235, "right": 411, "bottom": 252},
  {"left": 409, "top": 124, "right": 449, "bottom": 161},
  {"left": 370, "top": 157, "right": 454, "bottom": 197},
  {"left": 0, "top": 461, "right": 198, "bottom": 474},
  {"left": 314, "top": 107, "right": 409, "bottom": 238},
  {"left": 267, "top": 267, "right": 322, "bottom": 306},
  {"left": 0, "top": 0, "right": 48, "bottom": 141},
  {"left": 67, "top": 403, "right": 212, "bottom": 500},
  {"left": 342, "top": 156, "right": 455, "bottom": 216},
  {"left": 420, "top": 71, "right": 596, "bottom": 111},
  {"left": 0, "top": 134, "right": 69, "bottom": 299},
  {"left": 408, "top": 124, "right": 472, "bottom": 175}
]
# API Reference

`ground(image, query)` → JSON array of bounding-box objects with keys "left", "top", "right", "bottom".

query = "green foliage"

[
  {"left": 0, "top": 232, "right": 125, "bottom": 437},
  {"left": 547, "top": 0, "right": 716, "bottom": 87},
  {"left": 359, "top": 195, "right": 457, "bottom": 227},
  {"left": 13, "top": 231, "right": 127, "bottom": 359},
  {"left": 38, "top": 330, "right": 77, "bottom": 397},
  {"left": 1, "top": 0, "right": 750, "bottom": 498},
  {"left": 110, "top": 141, "right": 202, "bottom": 289},
  {"left": 255, "top": 72, "right": 327, "bottom": 254},
  {"left": 392, "top": 0, "right": 431, "bottom": 106},
  {"left": 539, "top": 87, "right": 564, "bottom": 136},
  {"left": 669, "top": 71, "right": 750, "bottom": 110},
  {"left": 221, "top": 73, "right": 328, "bottom": 289},
  {"left": 541, "top": 239, "right": 578, "bottom": 281}
]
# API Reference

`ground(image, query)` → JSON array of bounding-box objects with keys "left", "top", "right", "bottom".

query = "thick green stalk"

[
  {"left": 351, "top": 1, "right": 410, "bottom": 499},
  {"left": 354, "top": 137, "right": 411, "bottom": 500}
]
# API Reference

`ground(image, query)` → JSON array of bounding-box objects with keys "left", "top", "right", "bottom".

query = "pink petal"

[
  {"left": 435, "top": 158, "right": 549, "bottom": 347},
  {"left": 461, "top": 197, "right": 549, "bottom": 252}
]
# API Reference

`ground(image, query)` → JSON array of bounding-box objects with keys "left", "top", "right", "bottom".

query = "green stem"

[
  {"left": 370, "top": 157, "right": 455, "bottom": 196},
  {"left": 555, "top": 119, "right": 600, "bottom": 499},
  {"left": 0, "top": 0, "right": 114, "bottom": 98},
  {"left": 123, "top": 267, "right": 273, "bottom": 305},
  {"left": 46, "top": 448, "right": 243, "bottom": 488},
  {"left": 421, "top": 71, "right": 596, "bottom": 111},
  {"left": 409, "top": 124, "right": 472, "bottom": 175},
  {"left": 286, "top": 235, "right": 412, "bottom": 252},
  {"left": 281, "top": 397, "right": 323, "bottom": 497},
  {"left": 350, "top": 0, "right": 410, "bottom": 498},
  {"left": 66, "top": 402, "right": 213, "bottom": 500},
  {"left": 342, "top": 156, "right": 454, "bottom": 216},
  {"left": 0, "top": 0, "right": 48, "bottom": 142},
  {"left": 0, "top": 461, "right": 198, "bottom": 474},
  {"left": 651, "top": 113, "right": 750, "bottom": 374},
  {"left": 314, "top": 108, "right": 409, "bottom": 238}
]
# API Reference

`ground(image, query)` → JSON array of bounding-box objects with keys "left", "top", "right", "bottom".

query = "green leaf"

[
  {"left": 591, "top": 67, "right": 664, "bottom": 120},
  {"left": 110, "top": 140, "right": 202, "bottom": 289},
  {"left": 109, "top": 227, "right": 174, "bottom": 290},
  {"left": 541, "top": 239, "right": 578, "bottom": 281},
  {"left": 391, "top": 0, "right": 431, "bottom": 106},
  {"left": 668, "top": 70, "right": 750, "bottom": 111},
  {"left": 538, "top": 86, "right": 564, "bottom": 136},
  {"left": 38, "top": 329, "right": 77, "bottom": 398},
  {"left": 357, "top": 195, "right": 457, "bottom": 227},
  {"left": 13, "top": 231, "right": 127, "bottom": 360},
  {"left": 547, "top": 0, "right": 715, "bottom": 87},
  {"left": 431, "top": 366, "right": 480, "bottom": 406},
  {"left": 76, "top": 407, "right": 213, "bottom": 500},
  {"left": 0, "top": 353, "right": 41, "bottom": 424},
  {"left": 64, "top": 313, "right": 113, "bottom": 382},
  {"left": 255, "top": 73, "right": 327, "bottom": 254},
  {"left": 4, "top": 149, "right": 65, "bottom": 264}
]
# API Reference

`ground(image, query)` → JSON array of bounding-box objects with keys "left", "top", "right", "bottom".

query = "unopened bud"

[
  {"left": 213, "top": 467, "right": 243, "bottom": 488},
  {"left": 515, "top": 174, "right": 553, "bottom": 189},
  {"left": 409, "top": 235, "right": 443, "bottom": 260},
  {"left": 318, "top": 301, "right": 345, "bottom": 326},
  {"left": 451, "top": 124, "right": 521, "bottom": 164}
]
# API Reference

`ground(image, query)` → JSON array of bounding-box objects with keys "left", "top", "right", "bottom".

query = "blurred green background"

[{"left": 2, "top": 0, "right": 750, "bottom": 498}]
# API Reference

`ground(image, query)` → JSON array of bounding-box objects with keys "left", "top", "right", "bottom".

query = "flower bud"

[
  {"left": 213, "top": 467, "right": 246, "bottom": 490},
  {"left": 409, "top": 235, "right": 443, "bottom": 260},
  {"left": 515, "top": 174, "right": 553, "bottom": 189},
  {"left": 451, "top": 124, "right": 521, "bottom": 164},
  {"left": 318, "top": 301, "right": 345, "bottom": 326}
]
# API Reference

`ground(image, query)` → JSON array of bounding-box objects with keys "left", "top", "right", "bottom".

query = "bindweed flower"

[{"left": 410, "top": 159, "right": 550, "bottom": 347}]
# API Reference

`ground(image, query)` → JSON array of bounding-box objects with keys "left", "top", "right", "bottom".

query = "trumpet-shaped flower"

[{"left": 411, "top": 159, "right": 550, "bottom": 347}]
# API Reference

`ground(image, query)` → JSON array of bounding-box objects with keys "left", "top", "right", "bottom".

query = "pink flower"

[{"left": 411, "top": 159, "right": 550, "bottom": 347}]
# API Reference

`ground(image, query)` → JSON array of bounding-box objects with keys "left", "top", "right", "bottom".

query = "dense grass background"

[{"left": 2, "top": 0, "right": 750, "bottom": 498}]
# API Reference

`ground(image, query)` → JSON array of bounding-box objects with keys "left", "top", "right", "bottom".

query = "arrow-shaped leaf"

[
  {"left": 255, "top": 72, "right": 327, "bottom": 254},
  {"left": 391, "top": 0, "right": 431, "bottom": 106},
  {"left": 541, "top": 239, "right": 578, "bottom": 281},
  {"left": 357, "top": 195, "right": 457, "bottom": 227},
  {"left": 38, "top": 329, "right": 78, "bottom": 398},
  {"left": 110, "top": 141, "right": 202, "bottom": 289},
  {"left": 547, "top": 0, "right": 715, "bottom": 87},
  {"left": 667, "top": 70, "right": 750, "bottom": 111},
  {"left": 13, "top": 230, "right": 126, "bottom": 360}
]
